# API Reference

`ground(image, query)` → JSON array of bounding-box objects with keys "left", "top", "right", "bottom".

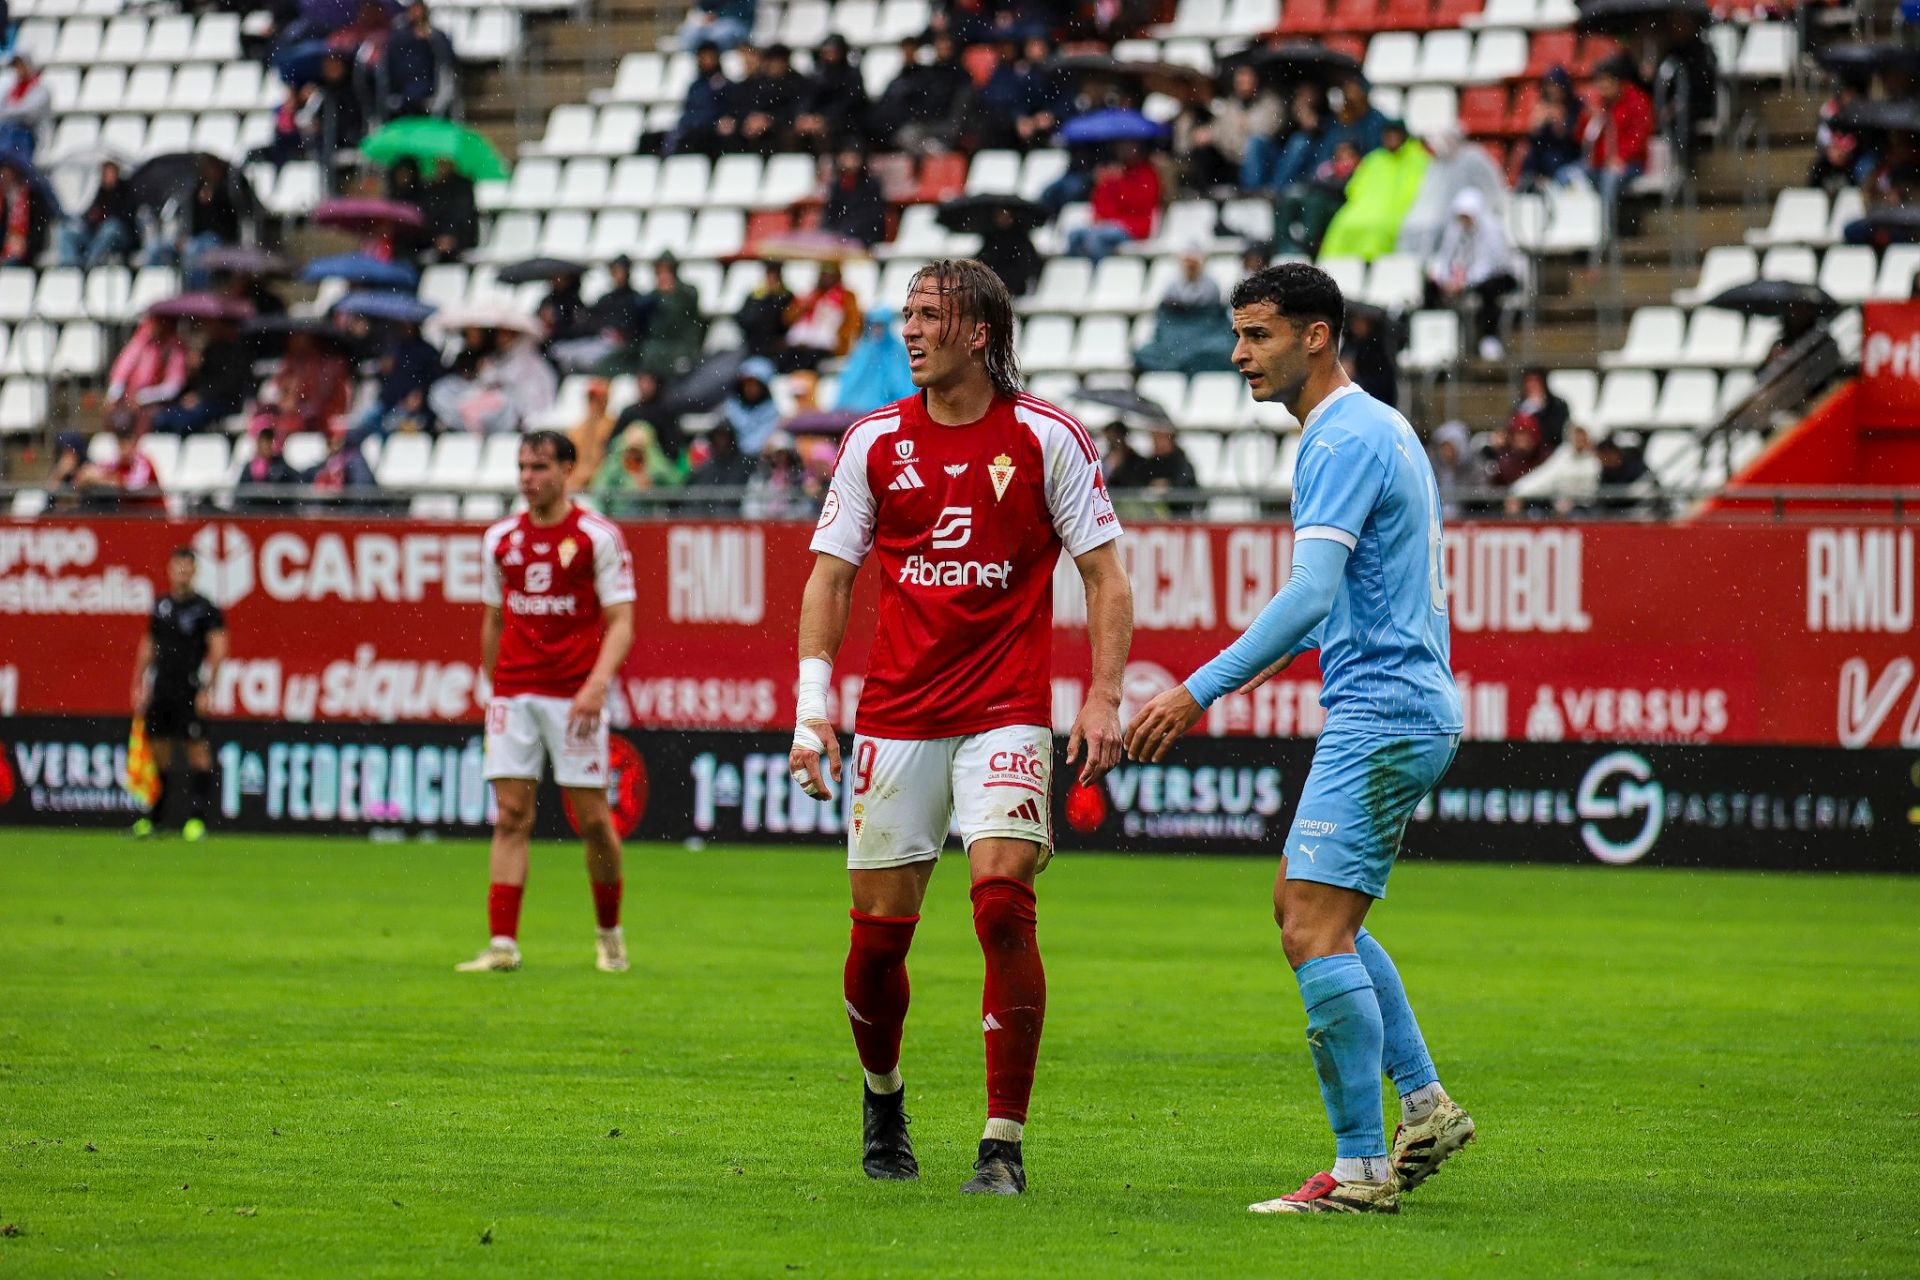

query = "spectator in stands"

[
  {"left": 679, "top": 0, "right": 755, "bottom": 51},
  {"left": 222, "top": 265, "right": 286, "bottom": 318},
  {"left": 614, "top": 370, "right": 687, "bottom": 462},
  {"left": 430, "top": 328, "right": 558, "bottom": 434},
  {"left": 978, "top": 204, "right": 1043, "bottom": 297},
  {"left": 1326, "top": 75, "right": 1389, "bottom": 163},
  {"left": 1066, "top": 140, "right": 1160, "bottom": 261},
  {"left": 237, "top": 428, "right": 304, "bottom": 502},
  {"left": 1321, "top": 120, "right": 1429, "bottom": 261},
  {"left": 251, "top": 84, "right": 316, "bottom": 166},
  {"left": 0, "top": 160, "right": 42, "bottom": 264},
  {"left": 591, "top": 420, "right": 685, "bottom": 513},
  {"left": 744, "top": 430, "right": 820, "bottom": 519},
  {"left": 315, "top": 51, "right": 370, "bottom": 156},
  {"left": 418, "top": 158, "right": 479, "bottom": 261},
  {"left": 147, "top": 156, "right": 245, "bottom": 281},
  {"left": 1808, "top": 83, "right": 1874, "bottom": 191},
  {"left": 1182, "top": 64, "right": 1282, "bottom": 192},
  {"left": 1135, "top": 423, "right": 1201, "bottom": 517},
  {"left": 345, "top": 319, "right": 443, "bottom": 442},
  {"left": 567, "top": 379, "right": 618, "bottom": 487},
  {"left": 1651, "top": 12, "right": 1717, "bottom": 162},
  {"left": 570, "top": 254, "right": 653, "bottom": 364},
  {"left": 1427, "top": 420, "right": 1475, "bottom": 515},
  {"left": 979, "top": 35, "right": 1073, "bottom": 152},
  {"left": 793, "top": 35, "right": 870, "bottom": 153},
  {"left": 669, "top": 43, "right": 734, "bottom": 155},
  {"left": 304, "top": 428, "right": 377, "bottom": 494},
  {"left": 106, "top": 315, "right": 191, "bottom": 434},
  {"left": 636, "top": 254, "right": 707, "bottom": 382},
  {"left": 149, "top": 320, "right": 254, "bottom": 436},
  {"left": 1133, "top": 250, "right": 1234, "bottom": 374},
  {"left": 57, "top": 161, "right": 136, "bottom": 269},
  {"left": 1594, "top": 431, "right": 1649, "bottom": 499},
  {"left": 732, "top": 43, "right": 807, "bottom": 156},
  {"left": 722, "top": 356, "right": 781, "bottom": 455},
  {"left": 1399, "top": 125, "right": 1507, "bottom": 258},
  {"left": 835, "top": 308, "right": 915, "bottom": 413},
  {"left": 383, "top": 0, "right": 456, "bottom": 119},
  {"left": 48, "top": 430, "right": 159, "bottom": 511},
  {"left": 0, "top": 53, "right": 48, "bottom": 161},
  {"left": 872, "top": 33, "right": 975, "bottom": 156},
  {"left": 822, "top": 147, "right": 888, "bottom": 246},
  {"left": 1510, "top": 424, "right": 1600, "bottom": 514},
  {"left": 1341, "top": 303, "right": 1398, "bottom": 408},
  {"left": 685, "top": 421, "right": 755, "bottom": 512},
  {"left": 737, "top": 260, "right": 797, "bottom": 362},
  {"left": 248, "top": 331, "right": 353, "bottom": 442},
  {"left": 1424, "top": 188, "right": 1522, "bottom": 361},
  {"left": 1578, "top": 56, "right": 1652, "bottom": 216},
  {"left": 537, "top": 270, "right": 589, "bottom": 354},
  {"left": 1510, "top": 366, "right": 1568, "bottom": 450},
  {"left": 1478, "top": 415, "right": 1544, "bottom": 489},
  {"left": 784, "top": 264, "right": 860, "bottom": 368},
  {"left": 1101, "top": 423, "right": 1145, "bottom": 486},
  {"left": 1517, "top": 67, "right": 1582, "bottom": 190},
  {"left": 1263, "top": 84, "right": 1332, "bottom": 194}
]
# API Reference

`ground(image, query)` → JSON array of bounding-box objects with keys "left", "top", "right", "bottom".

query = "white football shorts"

[
  {"left": 846, "top": 724, "right": 1053, "bottom": 872},
  {"left": 483, "top": 694, "right": 609, "bottom": 790}
]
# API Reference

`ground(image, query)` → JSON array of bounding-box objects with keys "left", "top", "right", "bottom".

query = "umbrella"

[
  {"left": 1058, "top": 108, "right": 1169, "bottom": 147},
  {"left": 272, "top": 37, "right": 336, "bottom": 86},
  {"left": 333, "top": 291, "right": 437, "bottom": 324},
  {"left": 496, "top": 256, "right": 589, "bottom": 285},
  {"left": 1705, "top": 280, "right": 1842, "bottom": 319},
  {"left": 654, "top": 348, "right": 746, "bottom": 417},
  {"left": 195, "top": 245, "right": 293, "bottom": 278},
  {"left": 1072, "top": 385, "right": 1174, "bottom": 426},
  {"left": 361, "top": 118, "right": 511, "bottom": 182},
  {"left": 1230, "top": 43, "right": 1364, "bottom": 89},
  {"left": 312, "top": 196, "right": 426, "bottom": 237},
  {"left": 784, "top": 409, "right": 860, "bottom": 437},
  {"left": 1574, "top": 0, "right": 1710, "bottom": 34},
  {"left": 751, "top": 230, "right": 870, "bottom": 263},
  {"left": 937, "top": 194, "right": 1049, "bottom": 236},
  {"left": 1851, "top": 207, "right": 1920, "bottom": 245},
  {"left": 147, "top": 292, "right": 256, "bottom": 321},
  {"left": 1813, "top": 42, "right": 1920, "bottom": 84},
  {"left": 1832, "top": 98, "right": 1920, "bottom": 134},
  {"left": 125, "top": 152, "right": 257, "bottom": 217},
  {"left": 242, "top": 312, "right": 357, "bottom": 357},
  {"left": 0, "top": 151, "right": 63, "bottom": 221},
  {"left": 300, "top": 254, "right": 419, "bottom": 289},
  {"left": 426, "top": 302, "right": 541, "bottom": 336},
  {"left": 1046, "top": 54, "right": 1215, "bottom": 107}
]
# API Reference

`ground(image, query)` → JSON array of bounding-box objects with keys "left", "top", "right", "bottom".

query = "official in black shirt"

[{"left": 131, "top": 546, "right": 227, "bottom": 840}]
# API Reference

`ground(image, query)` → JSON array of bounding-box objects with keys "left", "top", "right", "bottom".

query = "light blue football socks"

[
  {"left": 1294, "top": 953, "right": 1387, "bottom": 1173},
  {"left": 1354, "top": 926, "right": 1440, "bottom": 1099}
]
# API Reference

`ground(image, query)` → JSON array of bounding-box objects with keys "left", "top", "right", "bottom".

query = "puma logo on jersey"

[
  {"left": 1295, "top": 842, "right": 1320, "bottom": 861},
  {"left": 888, "top": 465, "right": 925, "bottom": 491},
  {"left": 944, "top": 463, "right": 968, "bottom": 476}
]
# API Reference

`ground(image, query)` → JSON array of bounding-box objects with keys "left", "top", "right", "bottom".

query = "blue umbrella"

[
  {"left": 333, "top": 290, "right": 436, "bottom": 324},
  {"left": 300, "top": 254, "right": 418, "bottom": 289},
  {"left": 1057, "top": 108, "right": 1168, "bottom": 147},
  {"left": 273, "top": 38, "right": 336, "bottom": 86}
]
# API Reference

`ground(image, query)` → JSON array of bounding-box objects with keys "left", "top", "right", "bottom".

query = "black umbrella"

[
  {"left": 1850, "top": 207, "right": 1920, "bottom": 246},
  {"left": 1046, "top": 53, "right": 1215, "bottom": 106},
  {"left": 1832, "top": 98, "right": 1920, "bottom": 134},
  {"left": 1813, "top": 42, "right": 1920, "bottom": 84},
  {"left": 937, "top": 194, "right": 1050, "bottom": 235},
  {"left": 0, "top": 151, "right": 63, "bottom": 221},
  {"left": 1575, "top": 0, "right": 1710, "bottom": 34},
  {"left": 1227, "top": 43, "right": 1364, "bottom": 90},
  {"left": 125, "top": 152, "right": 257, "bottom": 218},
  {"left": 242, "top": 313, "right": 357, "bottom": 357},
  {"left": 1705, "top": 280, "right": 1842, "bottom": 319},
  {"left": 1072, "top": 385, "right": 1174, "bottom": 425},
  {"left": 496, "top": 256, "right": 589, "bottom": 285},
  {"left": 654, "top": 348, "right": 747, "bottom": 418}
]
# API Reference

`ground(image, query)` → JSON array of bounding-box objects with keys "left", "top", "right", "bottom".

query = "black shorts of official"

[{"left": 145, "top": 691, "right": 206, "bottom": 742}]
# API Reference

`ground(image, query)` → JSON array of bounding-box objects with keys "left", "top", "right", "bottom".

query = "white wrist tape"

[{"left": 796, "top": 657, "right": 832, "bottom": 728}]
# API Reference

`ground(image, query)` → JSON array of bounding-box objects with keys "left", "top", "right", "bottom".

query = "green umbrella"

[{"left": 360, "top": 118, "right": 510, "bottom": 182}]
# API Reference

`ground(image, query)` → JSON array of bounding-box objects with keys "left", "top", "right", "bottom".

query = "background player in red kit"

[
  {"left": 461, "top": 429, "right": 637, "bottom": 974},
  {"left": 790, "top": 260, "right": 1135, "bottom": 1195}
]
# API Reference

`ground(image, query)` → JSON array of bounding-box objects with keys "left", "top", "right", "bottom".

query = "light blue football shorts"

[{"left": 1283, "top": 729, "right": 1460, "bottom": 900}]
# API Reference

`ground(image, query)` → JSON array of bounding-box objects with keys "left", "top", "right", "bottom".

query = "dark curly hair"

[{"left": 1229, "top": 262, "right": 1346, "bottom": 344}]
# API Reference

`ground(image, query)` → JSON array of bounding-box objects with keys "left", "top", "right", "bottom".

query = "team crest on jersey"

[
  {"left": 851, "top": 802, "right": 865, "bottom": 846},
  {"left": 817, "top": 490, "right": 841, "bottom": 528},
  {"left": 558, "top": 536, "right": 578, "bottom": 568},
  {"left": 988, "top": 453, "right": 1016, "bottom": 502},
  {"left": 894, "top": 439, "right": 916, "bottom": 462}
]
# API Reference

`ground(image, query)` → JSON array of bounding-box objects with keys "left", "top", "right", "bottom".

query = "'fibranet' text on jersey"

[
  {"left": 482, "top": 505, "right": 637, "bottom": 699},
  {"left": 811, "top": 391, "right": 1121, "bottom": 740}
]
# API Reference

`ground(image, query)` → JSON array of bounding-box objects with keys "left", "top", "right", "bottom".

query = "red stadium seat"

[
  {"left": 1332, "top": 0, "right": 1386, "bottom": 32},
  {"left": 1506, "top": 79, "right": 1541, "bottom": 131},
  {"left": 1430, "top": 0, "right": 1483, "bottom": 28},
  {"left": 1575, "top": 34, "right": 1621, "bottom": 76},
  {"left": 1381, "top": 0, "right": 1435, "bottom": 31},
  {"left": 1324, "top": 32, "right": 1370, "bottom": 61},
  {"left": 1459, "top": 84, "right": 1511, "bottom": 136},
  {"left": 746, "top": 209, "right": 793, "bottom": 245},
  {"left": 1526, "top": 30, "right": 1576, "bottom": 78},
  {"left": 915, "top": 153, "right": 969, "bottom": 204},
  {"left": 1278, "top": 0, "right": 1331, "bottom": 34},
  {"left": 963, "top": 44, "right": 998, "bottom": 86}
]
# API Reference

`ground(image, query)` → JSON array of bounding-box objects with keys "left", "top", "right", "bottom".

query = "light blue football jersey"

[{"left": 1290, "top": 384, "right": 1463, "bottom": 735}]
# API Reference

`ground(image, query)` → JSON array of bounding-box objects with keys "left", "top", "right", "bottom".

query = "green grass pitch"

[{"left": 3, "top": 832, "right": 1917, "bottom": 1278}]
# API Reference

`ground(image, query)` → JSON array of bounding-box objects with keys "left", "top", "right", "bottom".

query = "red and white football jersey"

[
  {"left": 811, "top": 391, "right": 1121, "bottom": 740},
  {"left": 481, "top": 505, "right": 637, "bottom": 699}
]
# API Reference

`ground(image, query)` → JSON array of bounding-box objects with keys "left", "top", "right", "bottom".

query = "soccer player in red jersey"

[
  {"left": 789, "top": 260, "right": 1136, "bottom": 1195},
  {"left": 459, "top": 430, "right": 637, "bottom": 974}
]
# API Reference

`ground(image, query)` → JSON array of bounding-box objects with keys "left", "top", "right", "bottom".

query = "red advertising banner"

[
  {"left": 1, "top": 516, "right": 1914, "bottom": 748},
  {"left": 1860, "top": 301, "right": 1920, "bottom": 430}
]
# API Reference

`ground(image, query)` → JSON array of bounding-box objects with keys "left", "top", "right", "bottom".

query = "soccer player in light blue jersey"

[{"left": 1125, "top": 263, "right": 1472, "bottom": 1215}]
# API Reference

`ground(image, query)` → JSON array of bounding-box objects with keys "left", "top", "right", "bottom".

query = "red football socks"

[
  {"left": 972, "top": 876, "right": 1045, "bottom": 1125},
  {"left": 844, "top": 911, "right": 919, "bottom": 1075},
  {"left": 591, "top": 878, "right": 623, "bottom": 930},
  {"left": 487, "top": 882, "right": 524, "bottom": 941}
]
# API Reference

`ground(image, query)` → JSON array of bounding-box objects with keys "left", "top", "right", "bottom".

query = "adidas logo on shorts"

[{"left": 1006, "top": 799, "right": 1043, "bottom": 824}]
